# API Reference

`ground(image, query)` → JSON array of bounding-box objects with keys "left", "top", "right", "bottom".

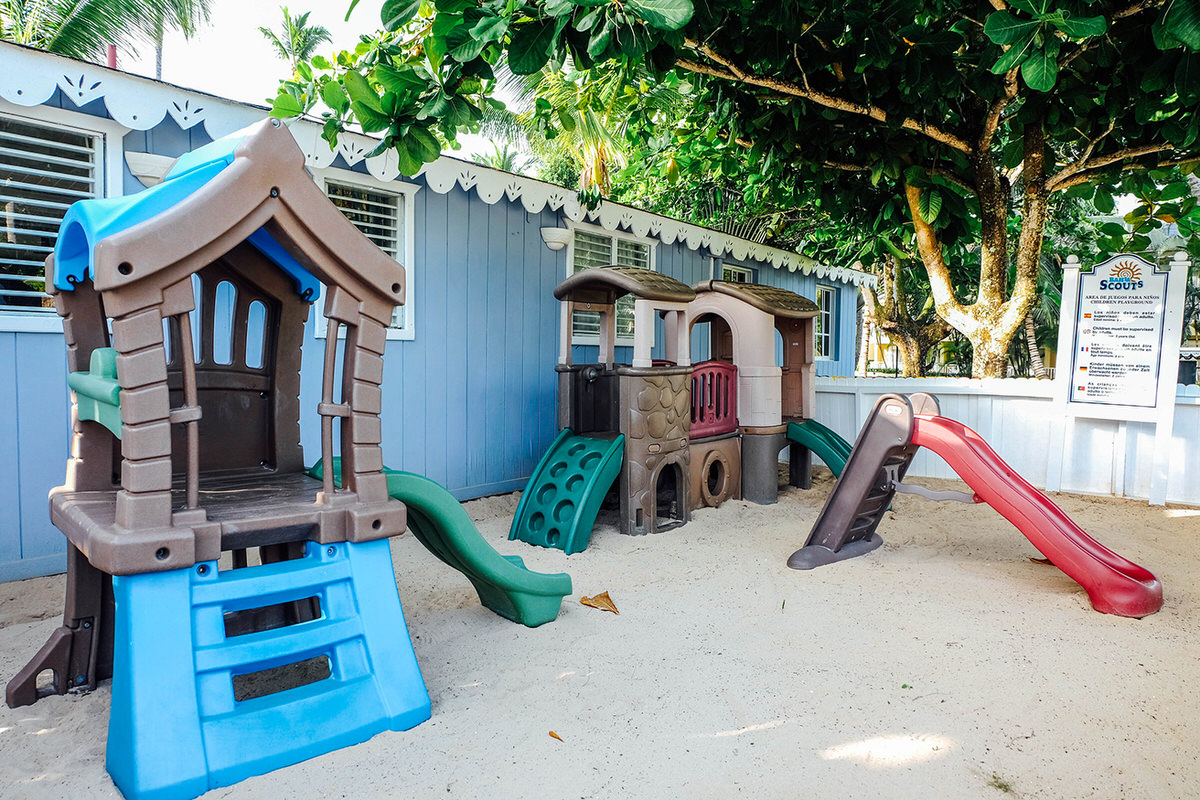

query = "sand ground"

[{"left": 0, "top": 469, "right": 1196, "bottom": 800}]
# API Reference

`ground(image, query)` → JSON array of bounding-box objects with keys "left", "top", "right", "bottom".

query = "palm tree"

[
  {"left": 485, "top": 61, "right": 688, "bottom": 202},
  {"left": 477, "top": 141, "right": 530, "bottom": 174},
  {"left": 257, "top": 6, "right": 331, "bottom": 76},
  {"left": 0, "top": 0, "right": 186, "bottom": 62},
  {"left": 151, "top": 0, "right": 212, "bottom": 79}
]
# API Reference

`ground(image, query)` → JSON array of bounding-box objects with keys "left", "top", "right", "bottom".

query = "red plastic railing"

[{"left": 691, "top": 360, "right": 738, "bottom": 439}]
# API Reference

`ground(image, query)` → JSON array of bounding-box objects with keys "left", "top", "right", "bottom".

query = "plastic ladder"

[{"left": 105, "top": 539, "right": 430, "bottom": 800}]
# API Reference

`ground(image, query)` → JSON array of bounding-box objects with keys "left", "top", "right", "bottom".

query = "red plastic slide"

[{"left": 911, "top": 414, "right": 1163, "bottom": 618}]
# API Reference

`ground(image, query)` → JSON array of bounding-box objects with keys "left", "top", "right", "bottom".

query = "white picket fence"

[{"left": 812, "top": 377, "right": 1200, "bottom": 506}]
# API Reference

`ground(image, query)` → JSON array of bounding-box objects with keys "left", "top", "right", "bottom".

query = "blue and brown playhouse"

[{"left": 4, "top": 119, "right": 569, "bottom": 800}]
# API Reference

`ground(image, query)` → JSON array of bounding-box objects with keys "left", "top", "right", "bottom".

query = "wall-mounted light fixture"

[{"left": 540, "top": 227, "right": 572, "bottom": 251}]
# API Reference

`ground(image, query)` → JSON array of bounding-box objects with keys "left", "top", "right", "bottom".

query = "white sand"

[{"left": 1, "top": 470, "right": 1197, "bottom": 799}]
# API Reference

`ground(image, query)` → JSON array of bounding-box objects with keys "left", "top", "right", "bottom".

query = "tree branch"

[
  {"left": 979, "top": 68, "right": 1019, "bottom": 153},
  {"left": 1047, "top": 119, "right": 1115, "bottom": 189},
  {"left": 1114, "top": 0, "right": 1165, "bottom": 20},
  {"left": 677, "top": 42, "right": 974, "bottom": 154},
  {"left": 1047, "top": 142, "right": 1176, "bottom": 190}
]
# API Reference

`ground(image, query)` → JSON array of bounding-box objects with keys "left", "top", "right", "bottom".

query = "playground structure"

[
  {"left": 5, "top": 119, "right": 568, "bottom": 800},
  {"left": 791, "top": 392, "right": 1164, "bottom": 618},
  {"left": 510, "top": 267, "right": 843, "bottom": 553}
]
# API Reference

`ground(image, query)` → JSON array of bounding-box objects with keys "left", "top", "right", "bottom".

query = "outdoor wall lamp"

[{"left": 540, "top": 227, "right": 572, "bottom": 251}]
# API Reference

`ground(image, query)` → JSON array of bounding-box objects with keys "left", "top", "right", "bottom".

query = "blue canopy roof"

[{"left": 53, "top": 130, "right": 319, "bottom": 301}]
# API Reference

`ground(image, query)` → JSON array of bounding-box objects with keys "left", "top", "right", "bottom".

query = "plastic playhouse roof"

[
  {"left": 693, "top": 280, "right": 819, "bottom": 318},
  {"left": 554, "top": 266, "right": 696, "bottom": 303},
  {"left": 52, "top": 127, "right": 320, "bottom": 301}
]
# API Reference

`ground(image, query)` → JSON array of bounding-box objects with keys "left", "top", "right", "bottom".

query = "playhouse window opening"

[
  {"left": 0, "top": 115, "right": 99, "bottom": 313},
  {"left": 232, "top": 654, "right": 331, "bottom": 702},
  {"left": 655, "top": 463, "right": 684, "bottom": 528},
  {"left": 212, "top": 281, "right": 237, "bottom": 365}
]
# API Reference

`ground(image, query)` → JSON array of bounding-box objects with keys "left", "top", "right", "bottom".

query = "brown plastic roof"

[
  {"left": 555, "top": 266, "right": 696, "bottom": 303},
  {"left": 86, "top": 118, "right": 405, "bottom": 322},
  {"left": 693, "top": 280, "right": 819, "bottom": 319}
]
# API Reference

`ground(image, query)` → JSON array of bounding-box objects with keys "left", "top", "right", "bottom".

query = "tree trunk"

[
  {"left": 904, "top": 122, "right": 1049, "bottom": 378},
  {"left": 857, "top": 314, "right": 871, "bottom": 376},
  {"left": 1024, "top": 312, "right": 1048, "bottom": 378},
  {"left": 859, "top": 256, "right": 950, "bottom": 377}
]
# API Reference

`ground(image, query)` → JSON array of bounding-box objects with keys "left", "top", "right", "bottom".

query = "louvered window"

[
  {"left": 325, "top": 179, "right": 405, "bottom": 330},
  {"left": 571, "top": 229, "right": 652, "bottom": 344},
  {"left": 0, "top": 116, "right": 100, "bottom": 313},
  {"left": 816, "top": 284, "right": 835, "bottom": 358}
]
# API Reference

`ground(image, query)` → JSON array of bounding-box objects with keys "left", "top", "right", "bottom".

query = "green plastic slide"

[
  {"left": 308, "top": 459, "right": 571, "bottom": 628},
  {"left": 787, "top": 418, "right": 854, "bottom": 478},
  {"left": 509, "top": 429, "right": 625, "bottom": 555}
]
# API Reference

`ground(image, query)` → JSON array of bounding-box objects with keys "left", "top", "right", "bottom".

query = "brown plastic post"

[
  {"left": 319, "top": 319, "right": 341, "bottom": 499},
  {"left": 177, "top": 311, "right": 200, "bottom": 509}
]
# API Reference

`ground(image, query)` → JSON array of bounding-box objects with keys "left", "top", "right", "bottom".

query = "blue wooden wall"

[{"left": 0, "top": 98, "right": 863, "bottom": 580}]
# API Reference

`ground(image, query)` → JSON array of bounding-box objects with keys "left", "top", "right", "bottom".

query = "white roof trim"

[{"left": 0, "top": 41, "right": 875, "bottom": 288}]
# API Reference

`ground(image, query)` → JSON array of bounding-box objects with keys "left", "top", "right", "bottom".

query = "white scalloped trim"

[{"left": 0, "top": 42, "right": 875, "bottom": 288}]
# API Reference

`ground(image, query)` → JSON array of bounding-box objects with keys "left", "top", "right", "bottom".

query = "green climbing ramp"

[
  {"left": 787, "top": 418, "right": 854, "bottom": 478},
  {"left": 308, "top": 459, "right": 571, "bottom": 628},
  {"left": 509, "top": 429, "right": 624, "bottom": 555}
]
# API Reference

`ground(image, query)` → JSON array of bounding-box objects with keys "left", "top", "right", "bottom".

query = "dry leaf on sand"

[
  {"left": 549, "top": 731, "right": 563, "bottom": 742},
  {"left": 580, "top": 591, "right": 619, "bottom": 614}
]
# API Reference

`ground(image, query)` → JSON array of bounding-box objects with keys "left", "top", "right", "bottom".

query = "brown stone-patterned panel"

[{"left": 618, "top": 368, "right": 691, "bottom": 535}]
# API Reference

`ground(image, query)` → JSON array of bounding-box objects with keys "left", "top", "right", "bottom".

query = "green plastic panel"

[{"left": 508, "top": 429, "right": 625, "bottom": 555}]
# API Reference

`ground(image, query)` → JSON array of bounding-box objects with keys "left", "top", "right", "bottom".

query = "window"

[
  {"left": 313, "top": 169, "right": 418, "bottom": 339},
  {"left": 721, "top": 264, "right": 754, "bottom": 283},
  {"left": 570, "top": 226, "right": 654, "bottom": 344},
  {"left": 816, "top": 285, "right": 836, "bottom": 359},
  {"left": 0, "top": 116, "right": 100, "bottom": 315}
]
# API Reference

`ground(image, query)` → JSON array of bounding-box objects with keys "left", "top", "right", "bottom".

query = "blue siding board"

[
  {"left": 0, "top": 334, "right": 22, "bottom": 566},
  {"left": 15, "top": 335, "right": 70, "bottom": 564}
]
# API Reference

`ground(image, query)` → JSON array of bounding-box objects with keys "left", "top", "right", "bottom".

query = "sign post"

[{"left": 1048, "top": 251, "right": 1188, "bottom": 505}]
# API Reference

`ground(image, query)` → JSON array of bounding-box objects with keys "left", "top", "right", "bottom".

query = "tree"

[
  {"left": 274, "top": 2, "right": 1200, "bottom": 376},
  {"left": 862, "top": 255, "right": 952, "bottom": 376},
  {"left": 151, "top": 0, "right": 212, "bottom": 79},
  {"left": 258, "top": 6, "right": 331, "bottom": 76},
  {"left": 476, "top": 140, "right": 531, "bottom": 173},
  {"left": 0, "top": 0, "right": 194, "bottom": 61}
]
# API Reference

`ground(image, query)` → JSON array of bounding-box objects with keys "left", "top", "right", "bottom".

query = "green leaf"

[
  {"left": 418, "top": 92, "right": 451, "bottom": 119},
  {"left": 344, "top": 70, "right": 384, "bottom": 113},
  {"left": 918, "top": 189, "right": 942, "bottom": 223},
  {"left": 351, "top": 101, "right": 391, "bottom": 132},
  {"left": 1020, "top": 38, "right": 1060, "bottom": 91},
  {"left": 1055, "top": 14, "right": 1106, "bottom": 39},
  {"left": 382, "top": 0, "right": 422, "bottom": 30},
  {"left": 508, "top": 20, "right": 557, "bottom": 74},
  {"left": 626, "top": 0, "right": 694, "bottom": 31},
  {"left": 269, "top": 92, "right": 304, "bottom": 118},
  {"left": 469, "top": 12, "right": 509, "bottom": 42},
  {"left": 311, "top": 55, "right": 333, "bottom": 70},
  {"left": 990, "top": 36, "right": 1034, "bottom": 73},
  {"left": 1098, "top": 222, "right": 1127, "bottom": 237},
  {"left": 374, "top": 64, "right": 429, "bottom": 95},
  {"left": 983, "top": 11, "right": 1039, "bottom": 46},
  {"left": 1094, "top": 191, "right": 1116, "bottom": 214},
  {"left": 296, "top": 61, "right": 313, "bottom": 81},
  {"left": 320, "top": 80, "right": 350, "bottom": 114},
  {"left": 406, "top": 125, "right": 442, "bottom": 161},
  {"left": 1163, "top": 0, "right": 1200, "bottom": 50}
]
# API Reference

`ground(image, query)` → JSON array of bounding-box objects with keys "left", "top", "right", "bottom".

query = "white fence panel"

[{"left": 813, "top": 377, "right": 1200, "bottom": 507}]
